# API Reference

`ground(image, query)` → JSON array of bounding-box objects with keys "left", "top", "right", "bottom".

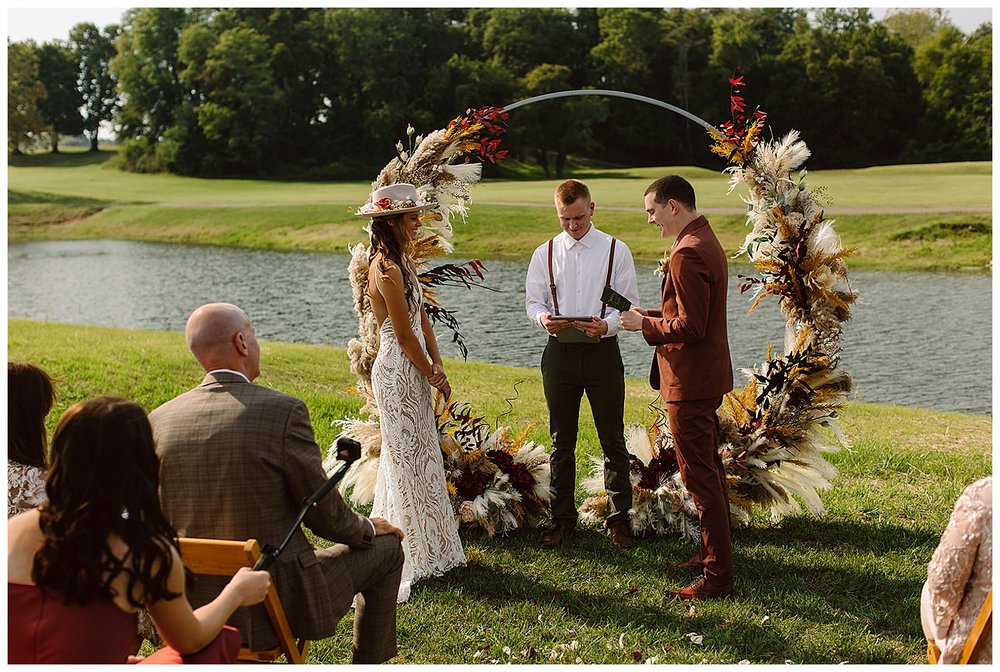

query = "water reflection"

[{"left": 8, "top": 239, "right": 991, "bottom": 415}]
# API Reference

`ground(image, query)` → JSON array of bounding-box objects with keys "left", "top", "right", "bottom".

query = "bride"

[{"left": 358, "top": 183, "right": 466, "bottom": 602}]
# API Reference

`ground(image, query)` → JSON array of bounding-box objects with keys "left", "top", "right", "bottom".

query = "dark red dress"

[{"left": 8, "top": 582, "right": 240, "bottom": 664}]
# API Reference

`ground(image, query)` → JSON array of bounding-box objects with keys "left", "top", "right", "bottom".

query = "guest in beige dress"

[
  {"left": 921, "top": 476, "right": 992, "bottom": 664},
  {"left": 7, "top": 362, "right": 56, "bottom": 517}
]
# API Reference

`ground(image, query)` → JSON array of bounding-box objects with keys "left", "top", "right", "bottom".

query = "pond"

[{"left": 7, "top": 239, "right": 992, "bottom": 415}]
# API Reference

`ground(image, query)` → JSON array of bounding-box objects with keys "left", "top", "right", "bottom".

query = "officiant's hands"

[
  {"left": 572, "top": 317, "right": 608, "bottom": 338},
  {"left": 540, "top": 312, "right": 575, "bottom": 334}
]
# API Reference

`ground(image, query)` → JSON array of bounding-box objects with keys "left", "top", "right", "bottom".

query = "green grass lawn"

[
  {"left": 8, "top": 318, "right": 991, "bottom": 664},
  {"left": 7, "top": 152, "right": 993, "bottom": 271}
]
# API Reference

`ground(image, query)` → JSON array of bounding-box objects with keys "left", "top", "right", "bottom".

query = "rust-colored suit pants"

[{"left": 665, "top": 397, "right": 734, "bottom": 586}]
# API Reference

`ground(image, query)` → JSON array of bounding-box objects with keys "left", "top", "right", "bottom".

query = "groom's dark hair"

[{"left": 646, "top": 175, "right": 696, "bottom": 211}]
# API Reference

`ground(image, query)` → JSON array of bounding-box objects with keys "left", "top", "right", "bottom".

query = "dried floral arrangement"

[
  {"left": 333, "top": 107, "right": 553, "bottom": 536},
  {"left": 581, "top": 73, "right": 858, "bottom": 538}
]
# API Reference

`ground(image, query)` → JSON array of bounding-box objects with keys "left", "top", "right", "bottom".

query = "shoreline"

[{"left": 7, "top": 318, "right": 993, "bottom": 419}]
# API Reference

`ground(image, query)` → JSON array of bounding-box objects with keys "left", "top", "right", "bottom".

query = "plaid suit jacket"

[{"left": 149, "top": 371, "right": 374, "bottom": 648}]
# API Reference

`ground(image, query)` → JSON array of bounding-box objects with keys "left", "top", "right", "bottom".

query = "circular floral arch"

[{"left": 333, "top": 80, "right": 858, "bottom": 539}]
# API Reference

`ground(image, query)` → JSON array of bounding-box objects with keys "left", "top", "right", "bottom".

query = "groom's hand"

[
  {"left": 370, "top": 517, "right": 405, "bottom": 540},
  {"left": 620, "top": 308, "right": 644, "bottom": 331}
]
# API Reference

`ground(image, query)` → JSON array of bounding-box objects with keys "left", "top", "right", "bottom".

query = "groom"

[
  {"left": 150, "top": 302, "right": 405, "bottom": 661},
  {"left": 621, "top": 176, "right": 735, "bottom": 599}
]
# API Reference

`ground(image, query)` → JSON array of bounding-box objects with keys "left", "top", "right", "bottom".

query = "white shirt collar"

[
  {"left": 561, "top": 224, "right": 598, "bottom": 250},
  {"left": 207, "top": 368, "right": 250, "bottom": 383}
]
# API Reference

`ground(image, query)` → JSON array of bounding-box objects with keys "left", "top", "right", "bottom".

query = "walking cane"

[{"left": 252, "top": 436, "right": 362, "bottom": 571}]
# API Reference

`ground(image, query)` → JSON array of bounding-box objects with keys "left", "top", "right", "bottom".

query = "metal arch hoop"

[{"left": 502, "top": 89, "right": 715, "bottom": 131}]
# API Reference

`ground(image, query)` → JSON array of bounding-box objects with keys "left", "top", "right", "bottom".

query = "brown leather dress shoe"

[
  {"left": 607, "top": 522, "right": 634, "bottom": 549},
  {"left": 666, "top": 576, "right": 733, "bottom": 600},
  {"left": 541, "top": 521, "right": 575, "bottom": 548},
  {"left": 670, "top": 553, "right": 703, "bottom": 569}
]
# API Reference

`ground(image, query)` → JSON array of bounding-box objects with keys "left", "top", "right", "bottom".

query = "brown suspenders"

[{"left": 547, "top": 236, "right": 617, "bottom": 318}]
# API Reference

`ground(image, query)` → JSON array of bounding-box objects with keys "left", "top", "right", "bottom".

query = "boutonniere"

[{"left": 654, "top": 250, "right": 670, "bottom": 278}]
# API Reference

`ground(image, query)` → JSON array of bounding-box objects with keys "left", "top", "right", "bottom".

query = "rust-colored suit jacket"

[
  {"left": 642, "top": 216, "right": 733, "bottom": 402},
  {"left": 149, "top": 372, "right": 374, "bottom": 649}
]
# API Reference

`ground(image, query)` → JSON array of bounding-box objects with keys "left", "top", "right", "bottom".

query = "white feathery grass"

[
  {"left": 442, "top": 162, "right": 482, "bottom": 184},
  {"left": 625, "top": 424, "right": 654, "bottom": 465},
  {"left": 581, "top": 455, "right": 607, "bottom": 494}
]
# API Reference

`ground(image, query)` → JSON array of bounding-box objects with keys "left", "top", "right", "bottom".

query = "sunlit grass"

[
  {"left": 8, "top": 318, "right": 990, "bottom": 664},
  {"left": 8, "top": 152, "right": 991, "bottom": 271}
]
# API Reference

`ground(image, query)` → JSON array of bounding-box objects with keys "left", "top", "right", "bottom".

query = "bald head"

[{"left": 185, "top": 303, "right": 261, "bottom": 380}]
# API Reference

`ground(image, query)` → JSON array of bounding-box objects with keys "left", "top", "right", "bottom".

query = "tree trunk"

[
  {"left": 90, "top": 132, "right": 99, "bottom": 152},
  {"left": 535, "top": 148, "right": 550, "bottom": 179},
  {"left": 555, "top": 149, "right": 566, "bottom": 179},
  {"left": 50, "top": 136, "right": 59, "bottom": 153}
]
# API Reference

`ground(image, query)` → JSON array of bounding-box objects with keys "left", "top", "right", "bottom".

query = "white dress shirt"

[
  {"left": 206, "top": 368, "right": 250, "bottom": 383},
  {"left": 525, "top": 226, "right": 640, "bottom": 338}
]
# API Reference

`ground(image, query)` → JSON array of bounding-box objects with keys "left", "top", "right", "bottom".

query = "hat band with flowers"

[{"left": 355, "top": 182, "right": 436, "bottom": 217}]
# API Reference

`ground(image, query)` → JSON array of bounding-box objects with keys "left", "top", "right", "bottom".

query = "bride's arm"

[
  {"left": 373, "top": 262, "right": 434, "bottom": 378},
  {"left": 419, "top": 304, "right": 450, "bottom": 398}
]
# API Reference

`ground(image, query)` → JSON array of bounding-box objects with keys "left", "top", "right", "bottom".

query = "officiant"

[{"left": 525, "top": 179, "right": 640, "bottom": 550}]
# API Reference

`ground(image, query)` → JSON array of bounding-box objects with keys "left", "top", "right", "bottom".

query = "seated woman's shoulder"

[
  {"left": 965, "top": 476, "right": 992, "bottom": 501},
  {"left": 7, "top": 508, "right": 41, "bottom": 534}
]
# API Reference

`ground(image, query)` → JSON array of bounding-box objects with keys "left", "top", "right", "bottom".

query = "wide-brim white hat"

[{"left": 355, "top": 183, "right": 436, "bottom": 217}]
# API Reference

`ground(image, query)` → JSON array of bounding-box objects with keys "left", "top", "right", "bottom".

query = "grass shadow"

[
  {"left": 8, "top": 149, "right": 115, "bottom": 168},
  {"left": 9, "top": 190, "right": 112, "bottom": 207}
]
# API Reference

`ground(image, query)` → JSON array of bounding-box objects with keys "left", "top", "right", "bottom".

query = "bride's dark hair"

[
  {"left": 32, "top": 396, "right": 181, "bottom": 608},
  {"left": 368, "top": 214, "right": 415, "bottom": 307}
]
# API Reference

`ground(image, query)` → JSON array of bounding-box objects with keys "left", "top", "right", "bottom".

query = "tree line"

[{"left": 7, "top": 7, "right": 991, "bottom": 178}]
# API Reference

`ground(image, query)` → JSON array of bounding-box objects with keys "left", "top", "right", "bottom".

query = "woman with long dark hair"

[
  {"left": 358, "top": 183, "right": 465, "bottom": 602},
  {"left": 8, "top": 361, "right": 57, "bottom": 517},
  {"left": 8, "top": 396, "right": 270, "bottom": 663}
]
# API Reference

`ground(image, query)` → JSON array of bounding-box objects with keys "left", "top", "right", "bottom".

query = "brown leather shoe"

[
  {"left": 666, "top": 576, "right": 733, "bottom": 600},
  {"left": 540, "top": 521, "right": 575, "bottom": 548},
  {"left": 607, "top": 522, "right": 634, "bottom": 549},
  {"left": 670, "top": 553, "right": 703, "bottom": 569}
]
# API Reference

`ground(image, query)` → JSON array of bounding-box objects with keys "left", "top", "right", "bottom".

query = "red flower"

[
  {"left": 729, "top": 75, "right": 745, "bottom": 87},
  {"left": 374, "top": 197, "right": 392, "bottom": 210}
]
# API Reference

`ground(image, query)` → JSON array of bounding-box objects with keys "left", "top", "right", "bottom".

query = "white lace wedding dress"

[{"left": 370, "top": 272, "right": 466, "bottom": 603}]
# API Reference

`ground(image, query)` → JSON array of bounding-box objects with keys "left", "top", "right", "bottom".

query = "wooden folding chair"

[
  {"left": 927, "top": 588, "right": 992, "bottom": 664},
  {"left": 177, "top": 538, "right": 309, "bottom": 664}
]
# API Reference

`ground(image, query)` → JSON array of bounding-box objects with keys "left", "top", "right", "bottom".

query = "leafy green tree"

[
  {"left": 8, "top": 40, "right": 47, "bottom": 155},
  {"left": 467, "top": 8, "right": 581, "bottom": 79},
  {"left": 771, "top": 8, "right": 921, "bottom": 167},
  {"left": 178, "top": 23, "right": 280, "bottom": 174},
  {"left": 882, "top": 8, "right": 950, "bottom": 50},
  {"left": 209, "top": 8, "right": 331, "bottom": 175},
  {"left": 69, "top": 22, "right": 120, "bottom": 151},
  {"left": 111, "top": 7, "right": 194, "bottom": 171},
  {"left": 911, "top": 24, "right": 966, "bottom": 87},
  {"left": 907, "top": 25, "right": 992, "bottom": 161},
  {"left": 35, "top": 41, "right": 84, "bottom": 152},
  {"left": 320, "top": 8, "right": 466, "bottom": 171},
  {"left": 510, "top": 64, "right": 607, "bottom": 178}
]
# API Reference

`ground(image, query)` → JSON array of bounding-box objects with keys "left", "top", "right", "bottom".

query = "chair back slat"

[{"left": 177, "top": 537, "right": 308, "bottom": 664}]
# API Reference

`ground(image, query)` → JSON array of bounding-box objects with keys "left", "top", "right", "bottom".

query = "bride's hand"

[
  {"left": 436, "top": 379, "right": 452, "bottom": 401},
  {"left": 427, "top": 363, "right": 447, "bottom": 387}
]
